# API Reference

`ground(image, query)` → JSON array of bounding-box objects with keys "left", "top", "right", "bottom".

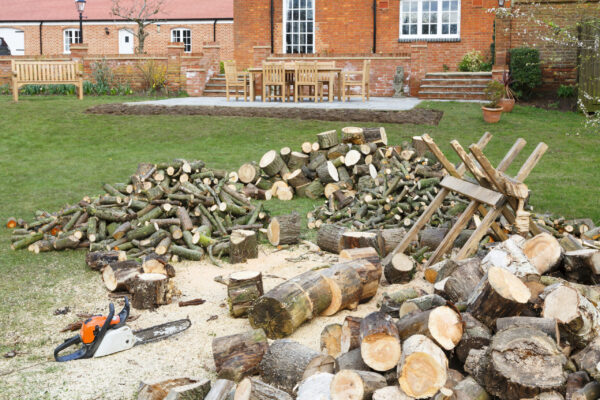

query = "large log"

[
  {"left": 229, "top": 230, "right": 258, "bottom": 264},
  {"left": 319, "top": 264, "right": 362, "bottom": 316},
  {"left": 258, "top": 339, "right": 334, "bottom": 394},
  {"left": 480, "top": 235, "right": 539, "bottom": 279},
  {"left": 466, "top": 266, "right": 531, "bottom": 328},
  {"left": 464, "top": 327, "right": 567, "bottom": 400},
  {"left": 441, "top": 257, "right": 484, "bottom": 304},
  {"left": 359, "top": 312, "right": 402, "bottom": 371},
  {"left": 496, "top": 316, "right": 560, "bottom": 344},
  {"left": 131, "top": 273, "right": 173, "bottom": 309},
  {"left": 227, "top": 271, "right": 264, "bottom": 318},
  {"left": 342, "top": 232, "right": 384, "bottom": 255},
  {"left": 330, "top": 370, "right": 387, "bottom": 400},
  {"left": 397, "top": 335, "right": 448, "bottom": 399},
  {"left": 317, "top": 224, "right": 349, "bottom": 254},
  {"left": 317, "top": 130, "right": 340, "bottom": 149},
  {"left": 101, "top": 260, "right": 142, "bottom": 292},
  {"left": 339, "top": 247, "right": 380, "bottom": 268},
  {"left": 522, "top": 233, "right": 563, "bottom": 275},
  {"left": 339, "top": 259, "right": 382, "bottom": 302},
  {"left": 249, "top": 270, "right": 332, "bottom": 338},
  {"left": 212, "top": 329, "right": 269, "bottom": 382},
  {"left": 234, "top": 378, "right": 293, "bottom": 400},
  {"left": 85, "top": 250, "right": 126, "bottom": 271},
  {"left": 396, "top": 306, "right": 463, "bottom": 350},
  {"left": 383, "top": 252, "right": 416, "bottom": 284},
  {"left": 267, "top": 213, "right": 301, "bottom": 246},
  {"left": 455, "top": 312, "right": 492, "bottom": 364},
  {"left": 320, "top": 323, "right": 343, "bottom": 358},
  {"left": 341, "top": 316, "right": 363, "bottom": 353}
]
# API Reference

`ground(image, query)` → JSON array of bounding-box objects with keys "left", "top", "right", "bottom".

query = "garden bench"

[{"left": 11, "top": 60, "right": 83, "bottom": 102}]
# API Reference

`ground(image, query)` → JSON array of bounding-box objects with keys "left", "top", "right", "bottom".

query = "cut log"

[
  {"left": 212, "top": 329, "right": 269, "bottom": 382},
  {"left": 296, "top": 372, "right": 334, "bottom": 400},
  {"left": 249, "top": 270, "right": 332, "bottom": 338},
  {"left": 288, "top": 151, "right": 310, "bottom": 171},
  {"left": 227, "top": 271, "right": 264, "bottom": 318},
  {"left": 362, "top": 127, "right": 388, "bottom": 146},
  {"left": 451, "top": 377, "right": 490, "bottom": 400},
  {"left": 142, "top": 253, "right": 175, "bottom": 278},
  {"left": 324, "top": 183, "right": 342, "bottom": 199},
  {"left": 131, "top": 273, "right": 173, "bottom": 309},
  {"left": 176, "top": 206, "right": 193, "bottom": 231},
  {"left": 234, "top": 378, "right": 293, "bottom": 400},
  {"left": 267, "top": 213, "right": 301, "bottom": 246},
  {"left": 561, "top": 234, "right": 584, "bottom": 252},
  {"left": 383, "top": 252, "right": 416, "bottom": 284},
  {"left": 455, "top": 312, "right": 491, "bottom": 364},
  {"left": 573, "top": 382, "right": 600, "bottom": 400},
  {"left": 335, "top": 348, "right": 369, "bottom": 372},
  {"left": 319, "top": 264, "right": 362, "bottom": 316},
  {"left": 398, "top": 294, "right": 446, "bottom": 318},
  {"left": 138, "top": 377, "right": 211, "bottom": 400},
  {"left": 571, "top": 339, "right": 600, "bottom": 381},
  {"left": 286, "top": 169, "right": 311, "bottom": 188},
  {"left": 276, "top": 187, "right": 294, "bottom": 201},
  {"left": 341, "top": 316, "right": 363, "bottom": 353},
  {"left": 380, "top": 287, "right": 424, "bottom": 318},
  {"left": 480, "top": 235, "right": 539, "bottom": 279},
  {"left": 258, "top": 339, "right": 334, "bottom": 394},
  {"left": 238, "top": 163, "right": 261, "bottom": 184},
  {"left": 340, "top": 259, "right": 382, "bottom": 301},
  {"left": 297, "top": 179, "right": 324, "bottom": 199},
  {"left": 321, "top": 323, "right": 343, "bottom": 358},
  {"left": 442, "top": 258, "right": 484, "bottom": 304},
  {"left": 229, "top": 230, "right": 258, "bottom": 264},
  {"left": 317, "top": 130, "right": 340, "bottom": 149},
  {"left": 205, "top": 379, "right": 236, "bottom": 400},
  {"left": 380, "top": 228, "right": 406, "bottom": 256},
  {"left": 85, "top": 250, "right": 126, "bottom": 271},
  {"left": 564, "top": 249, "right": 600, "bottom": 278},
  {"left": 373, "top": 386, "right": 413, "bottom": 400},
  {"left": 330, "top": 370, "right": 387, "bottom": 400},
  {"left": 342, "top": 127, "right": 366, "bottom": 145},
  {"left": 259, "top": 150, "right": 285, "bottom": 177},
  {"left": 464, "top": 327, "right": 567, "bottom": 400},
  {"left": 496, "top": 316, "right": 559, "bottom": 344},
  {"left": 317, "top": 161, "right": 340, "bottom": 184},
  {"left": 101, "top": 260, "right": 142, "bottom": 292},
  {"left": 419, "top": 227, "right": 449, "bottom": 253},
  {"left": 396, "top": 306, "right": 463, "bottom": 350},
  {"left": 155, "top": 236, "right": 172, "bottom": 256},
  {"left": 317, "top": 224, "right": 349, "bottom": 254},
  {"left": 397, "top": 334, "right": 448, "bottom": 399},
  {"left": 359, "top": 312, "right": 402, "bottom": 371},
  {"left": 466, "top": 266, "right": 531, "bottom": 328},
  {"left": 344, "top": 150, "right": 362, "bottom": 167},
  {"left": 339, "top": 247, "right": 380, "bottom": 267},
  {"left": 523, "top": 233, "right": 563, "bottom": 275},
  {"left": 243, "top": 183, "right": 272, "bottom": 201},
  {"left": 342, "top": 232, "right": 383, "bottom": 255},
  {"left": 542, "top": 283, "right": 600, "bottom": 348}
]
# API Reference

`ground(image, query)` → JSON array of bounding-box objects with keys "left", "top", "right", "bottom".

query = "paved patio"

[{"left": 126, "top": 96, "right": 422, "bottom": 111}]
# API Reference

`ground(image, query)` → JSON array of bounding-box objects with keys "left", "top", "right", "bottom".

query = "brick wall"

[
  {"left": 234, "top": 0, "right": 497, "bottom": 96},
  {"left": 0, "top": 22, "right": 234, "bottom": 61}
]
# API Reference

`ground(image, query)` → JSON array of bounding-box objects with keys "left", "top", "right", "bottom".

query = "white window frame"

[
  {"left": 399, "top": 0, "right": 461, "bottom": 41},
  {"left": 171, "top": 28, "right": 192, "bottom": 53},
  {"left": 63, "top": 28, "right": 80, "bottom": 54},
  {"left": 283, "top": 0, "right": 315, "bottom": 54}
]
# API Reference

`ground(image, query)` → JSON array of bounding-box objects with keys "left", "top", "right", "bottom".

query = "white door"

[
  {"left": 0, "top": 28, "right": 25, "bottom": 55},
  {"left": 118, "top": 29, "right": 134, "bottom": 54}
]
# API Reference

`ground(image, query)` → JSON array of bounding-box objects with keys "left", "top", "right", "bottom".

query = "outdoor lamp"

[
  {"left": 75, "top": 0, "right": 86, "bottom": 43},
  {"left": 76, "top": 0, "right": 86, "bottom": 13},
  {"left": 498, "top": 0, "right": 505, "bottom": 7}
]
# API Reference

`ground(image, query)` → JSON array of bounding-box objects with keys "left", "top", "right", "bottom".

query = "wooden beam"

[{"left": 440, "top": 176, "right": 505, "bottom": 207}]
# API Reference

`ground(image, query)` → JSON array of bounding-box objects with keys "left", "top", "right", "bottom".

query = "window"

[
  {"left": 400, "top": 0, "right": 460, "bottom": 40},
  {"left": 63, "top": 29, "right": 80, "bottom": 54},
  {"left": 171, "top": 28, "right": 192, "bottom": 53},
  {"left": 284, "top": 0, "right": 315, "bottom": 54}
]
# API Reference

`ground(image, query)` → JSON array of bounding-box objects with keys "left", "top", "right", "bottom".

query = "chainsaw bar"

[{"left": 133, "top": 318, "right": 191, "bottom": 346}]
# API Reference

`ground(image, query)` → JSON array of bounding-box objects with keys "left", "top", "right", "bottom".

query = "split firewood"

[
  {"left": 340, "top": 316, "right": 363, "bottom": 353},
  {"left": 330, "top": 369, "right": 387, "bottom": 400},
  {"left": 267, "top": 212, "right": 301, "bottom": 246},
  {"left": 296, "top": 372, "right": 334, "bottom": 400},
  {"left": 396, "top": 306, "right": 463, "bottom": 350},
  {"left": 359, "top": 312, "right": 402, "bottom": 371},
  {"left": 258, "top": 339, "right": 334, "bottom": 394},
  {"left": 131, "top": 273, "right": 174, "bottom": 310},
  {"left": 234, "top": 377, "right": 293, "bottom": 400},
  {"left": 227, "top": 271, "right": 263, "bottom": 318},
  {"left": 397, "top": 334, "right": 448, "bottom": 399},
  {"left": 137, "top": 377, "right": 211, "bottom": 400},
  {"left": 102, "top": 260, "right": 142, "bottom": 292},
  {"left": 212, "top": 329, "right": 269, "bottom": 382},
  {"left": 205, "top": 379, "right": 236, "bottom": 400},
  {"left": 229, "top": 230, "right": 258, "bottom": 264},
  {"left": 320, "top": 323, "right": 343, "bottom": 358}
]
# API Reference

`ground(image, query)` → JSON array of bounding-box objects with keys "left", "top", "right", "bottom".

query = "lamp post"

[{"left": 75, "top": 0, "right": 86, "bottom": 43}]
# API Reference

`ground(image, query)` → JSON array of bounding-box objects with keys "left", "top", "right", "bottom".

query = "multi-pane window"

[
  {"left": 284, "top": 0, "right": 314, "bottom": 54},
  {"left": 400, "top": 0, "right": 460, "bottom": 39},
  {"left": 63, "top": 29, "right": 80, "bottom": 54},
  {"left": 171, "top": 28, "right": 192, "bottom": 53}
]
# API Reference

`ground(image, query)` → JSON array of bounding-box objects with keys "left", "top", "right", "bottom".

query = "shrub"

[
  {"left": 92, "top": 59, "right": 115, "bottom": 88},
  {"left": 484, "top": 80, "right": 505, "bottom": 108},
  {"left": 557, "top": 85, "right": 577, "bottom": 98},
  {"left": 220, "top": 61, "right": 225, "bottom": 74},
  {"left": 458, "top": 50, "right": 490, "bottom": 72},
  {"left": 137, "top": 60, "right": 168, "bottom": 93},
  {"left": 509, "top": 47, "right": 542, "bottom": 99},
  {"left": 0, "top": 84, "right": 10, "bottom": 95}
]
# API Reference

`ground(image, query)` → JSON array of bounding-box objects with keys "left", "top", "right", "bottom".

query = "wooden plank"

[
  {"left": 455, "top": 202, "right": 507, "bottom": 260},
  {"left": 516, "top": 142, "right": 548, "bottom": 182},
  {"left": 497, "top": 138, "right": 527, "bottom": 173},
  {"left": 440, "top": 176, "right": 505, "bottom": 207}
]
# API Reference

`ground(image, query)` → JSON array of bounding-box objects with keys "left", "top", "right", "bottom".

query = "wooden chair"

[
  {"left": 341, "top": 60, "right": 371, "bottom": 102},
  {"left": 224, "top": 60, "right": 248, "bottom": 101},
  {"left": 318, "top": 61, "right": 336, "bottom": 102},
  {"left": 262, "top": 62, "right": 286, "bottom": 102},
  {"left": 294, "top": 62, "right": 322, "bottom": 102}
]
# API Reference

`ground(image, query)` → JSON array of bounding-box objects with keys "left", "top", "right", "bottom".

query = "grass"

[{"left": 0, "top": 95, "right": 598, "bottom": 395}]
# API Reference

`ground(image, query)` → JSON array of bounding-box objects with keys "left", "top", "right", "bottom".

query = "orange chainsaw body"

[{"left": 81, "top": 316, "right": 121, "bottom": 344}]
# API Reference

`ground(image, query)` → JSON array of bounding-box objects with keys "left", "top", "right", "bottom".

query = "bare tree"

[{"left": 111, "top": 0, "right": 166, "bottom": 54}]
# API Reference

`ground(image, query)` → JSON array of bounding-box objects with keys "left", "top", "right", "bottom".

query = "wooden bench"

[{"left": 11, "top": 60, "right": 83, "bottom": 102}]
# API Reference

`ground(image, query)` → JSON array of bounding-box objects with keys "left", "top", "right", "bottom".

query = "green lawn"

[{"left": 0, "top": 95, "right": 598, "bottom": 387}]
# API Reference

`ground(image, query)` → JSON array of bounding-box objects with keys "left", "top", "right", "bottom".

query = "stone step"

[
  {"left": 419, "top": 85, "right": 488, "bottom": 93},
  {"left": 418, "top": 90, "right": 487, "bottom": 100},
  {"left": 424, "top": 72, "right": 492, "bottom": 77},
  {"left": 421, "top": 78, "right": 491, "bottom": 86}
]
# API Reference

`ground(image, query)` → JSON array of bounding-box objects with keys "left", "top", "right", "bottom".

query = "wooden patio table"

[{"left": 247, "top": 64, "right": 343, "bottom": 103}]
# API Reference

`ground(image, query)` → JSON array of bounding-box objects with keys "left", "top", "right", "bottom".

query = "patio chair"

[
  {"left": 317, "top": 61, "right": 336, "bottom": 101},
  {"left": 224, "top": 60, "right": 248, "bottom": 102},
  {"left": 294, "top": 61, "right": 322, "bottom": 103},
  {"left": 341, "top": 60, "right": 371, "bottom": 102},
  {"left": 262, "top": 62, "right": 287, "bottom": 102}
]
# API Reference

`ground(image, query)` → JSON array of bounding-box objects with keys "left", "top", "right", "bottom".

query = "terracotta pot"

[
  {"left": 482, "top": 106, "right": 503, "bottom": 123},
  {"left": 499, "top": 98, "right": 515, "bottom": 112}
]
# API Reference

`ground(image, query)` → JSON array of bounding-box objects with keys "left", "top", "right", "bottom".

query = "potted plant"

[
  {"left": 482, "top": 80, "right": 505, "bottom": 123},
  {"left": 499, "top": 70, "right": 516, "bottom": 112}
]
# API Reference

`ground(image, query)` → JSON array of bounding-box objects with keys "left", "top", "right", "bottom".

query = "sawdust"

[{"left": 0, "top": 245, "right": 432, "bottom": 400}]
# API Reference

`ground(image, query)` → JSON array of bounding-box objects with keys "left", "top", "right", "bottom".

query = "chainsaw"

[{"left": 54, "top": 297, "right": 191, "bottom": 362}]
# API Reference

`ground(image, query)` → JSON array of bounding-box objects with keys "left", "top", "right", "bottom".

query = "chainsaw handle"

[
  {"left": 54, "top": 335, "right": 87, "bottom": 362},
  {"left": 114, "top": 297, "right": 130, "bottom": 329}
]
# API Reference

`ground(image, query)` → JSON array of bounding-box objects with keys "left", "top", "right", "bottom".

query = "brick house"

[
  {"left": 234, "top": 0, "right": 500, "bottom": 96},
  {"left": 0, "top": 0, "right": 234, "bottom": 60}
]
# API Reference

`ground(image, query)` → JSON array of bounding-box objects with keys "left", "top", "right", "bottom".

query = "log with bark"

[
  {"left": 455, "top": 312, "right": 492, "bottom": 364},
  {"left": 339, "top": 247, "right": 381, "bottom": 268},
  {"left": 330, "top": 370, "right": 387, "bottom": 400},
  {"left": 267, "top": 213, "right": 301, "bottom": 246},
  {"left": 341, "top": 316, "right": 363, "bottom": 354},
  {"left": 396, "top": 305, "right": 463, "bottom": 350},
  {"left": 334, "top": 348, "right": 369, "bottom": 372},
  {"left": 234, "top": 378, "right": 293, "bottom": 400},
  {"left": 522, "top": 233, "right": 563, "bottom": 275},
  {"left": 398, "top": 294, "right": 446, "bottom": 318},
  {"left": 131, "top": 273, "right": 174, "bottom": 309},
  {"left": 317, "top": 224, "right": 349, "bottom": 254},
  {"left": 137, "top": 377, "right": 211, "bottom": 400},
  {"left": 319, "top": 264, "right": 362, "bottom": 316},
  {"left": 383, "top": 252, "right": 416, "bottom": 284},
  {"left": 142, "top": 253, "right": 176, "bottom": 277},
  {"left": 296, "top": 372, "right": 334, "bottom": 400},
  {"left": 86, "top": 250, "right": 126, "bottom": 271},
  {"left": 320, "top": 323, "right": 343, "bottom": 358},
  {"left": 212, "top": 329, "right": 269, "bottom": 382},
  {"left": 227, "top": 271, "right": 264, "bottom": 318},
  {"left": 359, "top": 312, "right": 402, "bottom": 371},
  {"left": 229, "top": 230, "right": 258, "bottom": 264},
  {"left": 397, "top": 334, "right": 448, "bottom": 399},
  {"left": 102, "top": 260, "right": 142, "bottom": 292}
]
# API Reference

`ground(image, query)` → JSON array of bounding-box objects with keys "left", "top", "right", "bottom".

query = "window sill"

[{"left": 398, "top": 37, "right": 461, "bottom": 43}]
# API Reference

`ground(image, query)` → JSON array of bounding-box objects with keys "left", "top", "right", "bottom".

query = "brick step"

[
  {"left": 418, "top": 91, "right": 487, "bottom": 100},
  {"left": 424, "top": 72, "right": 492, "bottom": 78},
  {"left": 421, "top": 78, "right": 491, "bottom": 86},
  {"left": 420, "top": 85, "right": 488, "bottom": 92}
]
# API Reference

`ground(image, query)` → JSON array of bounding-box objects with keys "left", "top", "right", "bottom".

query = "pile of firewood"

[
  {"left": 237, "top": 127, "right": 396, "bottom": 202},
  {"left": 200, "top": 231, "right": 600, "bottom": 400},
  {"left": 7, "top": 159, "right": 268, "bottom": 264}
]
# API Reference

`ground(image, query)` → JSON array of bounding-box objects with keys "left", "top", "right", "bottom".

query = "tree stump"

[
  {"left": 234, "top": 378, "right": 293, "bottom": 400},
  {"left": 330, "top": 370, "right": 387, "bottom": 400},
  {"left": 258, "top": 339, "right": 334, "bottom": 394},
  {"left": 212, "top": 329, "right": 269, "bottom": 382},
  {"left": 396, "top": 306, "right": 463, "bottom": 350},
  {"left": 227, "top": 271, "right": 264, "bottom": 318},
  {"left": 102, "top": 260, "right": 142, "bottom": 292},
  {"left": 267, "top": 212, "right": 301, "bottom": 246},
  {"left": 317, "top": 224, "right": 349, "bottom": 254},
  {"left": 319, "top": 264, "right": 362, "bottom": 316},
  {"left": 229, "top": 230, "right": 258, "bottom": 264},
  {"left": 383, "top": 252, "right": 416, "bottom": 284},
  {"left": 397, "top": 335, "right": 448, "bottom": 399},
  {"left": 131, "top": 273, "right": 173, "bottom": 309},
  {"left": 320, "top": 323, "right": 343, "bottom": 358},
  {"left": 359, "top": 312, "right": 402, "bottom": 371}
]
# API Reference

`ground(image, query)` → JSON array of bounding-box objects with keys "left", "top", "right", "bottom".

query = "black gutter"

[
  {"left": 39, "top": 22, "right": 43, "bottom": 54},
  {"left": 373, "top": 0, "right": 377, "bottom": 53},
  {"left": 270, "top": 0, "right": 274, "bottom": 53},
  {"left": 213, "top": 19, "right": 217, "bottom": 42}
]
